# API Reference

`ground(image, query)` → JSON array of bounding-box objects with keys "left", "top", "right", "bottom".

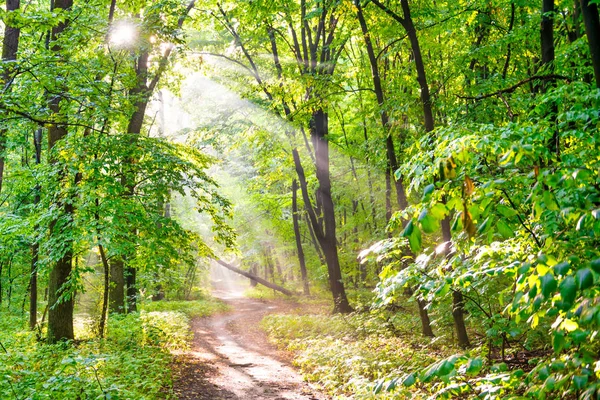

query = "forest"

[{"left": 0, "top": 0, "right": 599, "bottom": 398}]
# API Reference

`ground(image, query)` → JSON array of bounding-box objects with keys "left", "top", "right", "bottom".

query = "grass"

[{"left": 0, "top": 295, "right": 227, "bottom": 399}]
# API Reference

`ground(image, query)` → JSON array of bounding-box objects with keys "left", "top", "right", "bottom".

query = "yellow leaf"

[{"left": 561, "top": 319, "right": 579, "bottom": 332}]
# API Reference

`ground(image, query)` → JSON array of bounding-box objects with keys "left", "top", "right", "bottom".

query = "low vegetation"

[{"left": 0, "top": 297, "right": 226, "bottom": 399}]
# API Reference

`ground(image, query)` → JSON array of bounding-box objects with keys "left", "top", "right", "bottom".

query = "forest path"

[{"left": 172, "top": 287, "right": 326, "bottom": 400}]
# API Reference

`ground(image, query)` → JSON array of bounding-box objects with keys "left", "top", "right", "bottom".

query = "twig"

[{"left": 458, "top": 74, "right": 571, "bottom": 100}]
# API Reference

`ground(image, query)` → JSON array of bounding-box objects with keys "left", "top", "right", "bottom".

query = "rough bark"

[
  {"left": 581, "top": 0, "right": 600, "bottom": 87},
  {"left": 0, "top": 0, "right": 21, "bottom": 195},
  {"left": 541, "top": 0, "right": 560, "bottom": 158},
  {"left": 311, "top": 110, "right": 352, "bottom": 313}
]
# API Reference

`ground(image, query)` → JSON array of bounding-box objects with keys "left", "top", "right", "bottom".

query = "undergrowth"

[
  {"left": 262, "top": 308, "right": 462, "bottom": 399},
  {"left": 0, "top": 297, "right": 226, "bottom": 399}
]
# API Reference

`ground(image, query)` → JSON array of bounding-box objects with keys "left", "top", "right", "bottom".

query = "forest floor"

[{"left": 172, "top": 285, "right": 327, "bottom": 400}]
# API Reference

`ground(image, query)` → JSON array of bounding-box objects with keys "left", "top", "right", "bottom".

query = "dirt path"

[{"left": 172, "top": 289, "right": 326, "bottom": 400}]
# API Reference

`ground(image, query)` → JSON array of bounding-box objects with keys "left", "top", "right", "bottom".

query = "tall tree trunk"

[
  {"left": 292, "top": 179, "right": 310, "bottom": 295},
  {"left": 311, "top": 110, "right": 352, "bottom": 313},
  {"left": 541, "top": 0, "right": 560, "bottom": 158},
  {"left": 581, "top": 0, "right": 600, "bottom": 87},
  {"left": 47, "top": 0, "right": 75, "bottom": 344},
  {"left": 0, "top": 0, "right": 21, "bottom": 195},
  {"left": 29, "top": 128, "right": 42, "bottom": 331}
]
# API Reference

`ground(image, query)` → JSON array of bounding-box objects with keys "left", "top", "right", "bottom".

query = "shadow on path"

[{"left": 172, "top": 287, "right": 325, "bottom": 400}]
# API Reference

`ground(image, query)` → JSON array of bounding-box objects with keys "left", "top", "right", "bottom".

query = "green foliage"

[
  {"left": 0, "top": 311, "right": 186, "bottom": 399},
  {"left": 0, "top": 297, "right": 227, "bottom": 398}
]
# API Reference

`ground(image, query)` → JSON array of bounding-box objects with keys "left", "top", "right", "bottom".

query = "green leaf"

[
  {"left": 576, "top": 268, "right": 593, "bottom": 290},
  {"left": 466, "top": 357, "right": 483, "bottom": 375},
  {"left": 423, "top": 184, "right": 435, "bottom": 198},
  {"left": 538, "top": 366, "right": 550, "bottom": 381},
  {"left": 401, "top": 220, "right": 414, "bottom": 237},
  {"left": 554, "top": 261, "right": 571, "bottom": 276},
  {"left": 429, "top": 203, "right": 448, "bottom": 220},
  {"left": 552, "top": 331, "right": 565, "bottom": 354},
  {"left": 559, "top": 276, "right": 576, "bottom": 308},
  {"left": 497, "top": 204, "right": 517, "bottom": 218},
  {"left": 590, "top": 258, "right": 600, "bottom": 274},
  {"left": 385, "top": 378, "right": 397, "bottom": 391},
  {"left": 496, "top": 220, "right": 514, "bottom": 239},
  {"left": 420, "top": 215, "right": 438, "bottom": 234},
  {"left": 408, "top": 224, "right": 422, "bottom": 253},
  {"left": 373, "top": 380, "right": 384, "bottom": 394},
  {"left": 402, "top": 373, "right": 416, "bottom": 387},
  {"left": 543, "top": 191, "right": 559, "bottom": 211},
  {"left": 540, "top": 273, "right": 557, "bottom": 298},
  {"left": 573, "top": 375, "right": 588, "bottom": 390},
  {"left": 437, "top": 359, "right": 455, "bottom": 376},
  {"left": 477, "top": 217, "right": 490, "bottom": 234}
]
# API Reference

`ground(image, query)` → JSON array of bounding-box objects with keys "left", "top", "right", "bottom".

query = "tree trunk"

[
  {"left": 47, "top": 0, "right": 75, "bottom": 345},
  {"left": 581, "top": 0, "right": 600, "bottom": 87},
  {"left": 0, "top": 0, "right": 21, "bottom": 195},
  {"left": 29, "top": 128, "right": 42, "bottom": 331},
  {"left": 292, "top": 179, "right": 310, "bottom": 295},
  {"left": 311, "top": 110, "right": 352, "bottom": 313},
  {"left": 441, "top": 215, "right": 470, "bottom": 348},
  {"left": 541, "top": 0, "right": 560, "bottom": 158},
  {"left": 213, "top": 259, "right": 295, "bottom": 296},
  {"left": 109, "top": 259, "right": 125, "bottom": 313},
  {"left": 98, "top": 244, "right": 110, "bottom": 338}
]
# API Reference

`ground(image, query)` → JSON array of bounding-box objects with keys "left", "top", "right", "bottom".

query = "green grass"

[{"left": 0, "top": 296, "right": 227, "bottom": 399}]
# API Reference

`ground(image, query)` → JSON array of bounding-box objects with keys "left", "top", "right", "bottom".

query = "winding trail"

[{"left": 172, "top": 288, "right": 326, "bottom": 400}]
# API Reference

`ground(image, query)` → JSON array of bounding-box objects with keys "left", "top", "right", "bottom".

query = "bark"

[
  {"left": 541, "top": 0, "right": 560, "bottom": 158},
  {"left": 0, "top": 0, "right": 21, "bottom": 195},
  {"left": 311, "top": 110, "right": 352, "bottom": 313},
  {"left": 98, "top": 244, "right": 110, "bottom": 338},
  {"left": 441, "top": 215, "right": 470, "bottom": 348},
  {"left": 109, "top": 259, "right": 125, "bottom": 312},
  {"left": 29, "top": 128, "right": 42, "bottom": 331},
  {"left": 213, "top": 259, "right": 295, "bottom": 296},
  {"left": 581, "top": 0, "right": 600, "bottom": 87},
  {"left": 292, "top": 179, "right": 310, "bottom": 295},
  {"left": 47, "top": 0, "right": 75, "bottom": 345}
]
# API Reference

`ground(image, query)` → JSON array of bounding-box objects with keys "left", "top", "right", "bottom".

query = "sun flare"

[{"left": 110, "top": 21, "right": 137, "bottom": 48}]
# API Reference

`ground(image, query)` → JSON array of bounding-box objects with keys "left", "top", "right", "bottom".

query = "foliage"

[
  {"left": 262, "top": 309, "right": 456, "bottom": 399},
  {"left": 0, "top": 310, "right": 187, "bottom": 399}
]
